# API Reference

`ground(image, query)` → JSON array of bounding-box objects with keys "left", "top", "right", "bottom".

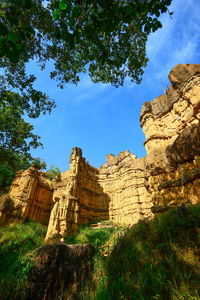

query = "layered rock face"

[
  {"left": 45, "top": 148, "right": 109, "bottom": 241},
  {"left": 0, "top": 167, "right": 53, "bottom": 225},
  {"left": 45, "top": 148, "right": 153, "bottom": 241},
  {"left": 141, "top": 64, "right": 200, "bottom": 209},
  {"left": 98, "top": 152, "right": 152, "bottom": 225},
  {"left": 2, "top": 64, "right": 200, "bottom": 241}
]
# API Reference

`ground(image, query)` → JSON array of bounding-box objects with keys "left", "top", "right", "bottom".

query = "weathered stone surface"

[
  {"left": 5, "top": 166, "right": 54, "bottom": 225},
  {"left": 99, "top": 153, "right": 153, "bottom": 225},
  {"left": 23, "top": 243, "right": 95, "bottom": 300},
  {"left": 45, "top": 147, "right": 110, "bottom": 242},
  {"left": 141, "top": 64, "right": 200, "bottom": 209},
  {"left": 165, "top": 123, "right": 200, "bottom": 166},
  {"left": 168, "top": 64, "right": 200, "bottom": 90},
  {"left": 141, "top": 64, "right": 200, "bottom": 156}
]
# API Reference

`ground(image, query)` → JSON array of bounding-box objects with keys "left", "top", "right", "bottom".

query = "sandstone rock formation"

[
  {"left": 141, "top": 64, "right": 200, "bottom": 209},
  {"left": 22, "top": 243, "right": 95, "bottom": 300},
  {"left": 1, "top": 64, "right": 200, "bottom": 241},
  {"left": 0, "top": 166, "right": 54, "bottom": 225}
]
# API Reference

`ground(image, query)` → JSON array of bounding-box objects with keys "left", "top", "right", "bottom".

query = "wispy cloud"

[{"left": 145, "top": 0, "right": 200, "bottom": 86}]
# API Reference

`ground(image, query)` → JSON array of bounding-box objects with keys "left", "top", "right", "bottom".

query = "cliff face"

[
  {"left": 45, "top": 148, "right": 109, "bottom": 241},
  {"left": 98, "top": 152, "right": 152, "bottom": 225},
  {"left": 141, "top": 64, "right": 200, "bottom": 209},
  {"left": 0, "top": 167, "right": 53, "bottom": 225},
  {"left": 1, "top": 64, "right": 200, "bottom": 241}
]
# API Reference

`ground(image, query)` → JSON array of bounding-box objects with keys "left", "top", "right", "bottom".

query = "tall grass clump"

[
  {"left": 106, "top": 204, "right": 200, "bottom": 300},
  {"left": 79, "top": 205, "right": 200, "bottom": 300},
  {"left": 66, "top": 223, "right": 122, "bottom": 300},
  {"left": 0, "top": 221, "right": 47, "bottom": 300}
]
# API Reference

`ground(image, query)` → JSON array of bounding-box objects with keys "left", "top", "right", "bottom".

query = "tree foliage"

[
  {"left": 0, "top": 0, "right": 172, "bottom": 190},
  {"left": 0, "top": 90, "right": 44, "bottom": 192},
  {"left": 0, "top": 90, "right": 42, "bottom": 156},
  {"left": 0, "top": 0, "right": 172, "bottom": 101},
  {"left": 45, "top": 165, "right": 61, "bottom": 180}
]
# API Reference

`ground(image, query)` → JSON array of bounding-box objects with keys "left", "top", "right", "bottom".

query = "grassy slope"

[
  {"left": 0, "top": 221, "right": 47, "bottom": 300},
  {"left": 107, "top": 205, "right": 200, "bottom": 300},
  {"left": 0, "top": 205, "right": 199, "bottom": 300},
  {"left": 76, "top": 205, "right": 200, "bottom": 300}
]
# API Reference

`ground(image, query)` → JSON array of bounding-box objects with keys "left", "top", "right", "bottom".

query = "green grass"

[
  {"left": 0, "top": 221, "right": 47, "bottom": 300},
  {"left": 0, "top": 205, "right": 199, "bottom": 300},
  {"left": 66, "top": 224, "right": 120, "bottom": 248},
  {"left": 78, "top": 205, "right": 200, "bottom": 300}
]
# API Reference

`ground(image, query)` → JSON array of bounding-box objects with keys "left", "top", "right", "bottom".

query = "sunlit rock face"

[
  {"left": 98, "top": 152, "right": 152, "bottom": 225},
  {"left": 45, "top": 147, "right": 110, "bottom": 242},
  {"left": 0, "top": 167, "right": 53, "bottom": 226},
  {"left": 2, "top": 64, "right": 200, "bottom": 241},
  {"left": 141, "top": 64, "right": 200, "bottom": 160},
  {"left": 45, "top": 148, "right": 152, "bottom": 242},
  {"left": 140, "top": 64, "right": 200, "bottom": 209}
]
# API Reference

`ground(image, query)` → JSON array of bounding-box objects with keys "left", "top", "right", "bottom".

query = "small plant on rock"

[
  {"left": 31, "top": 158, "right": 46, "bottom": 170},
  {"left": 45, "top": 165, "right": 61, "bottom": 180}
]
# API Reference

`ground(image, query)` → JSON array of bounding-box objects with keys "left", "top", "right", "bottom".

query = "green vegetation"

[
  {"left": 0, "top": 90, "right": 45, "bottom": 193},
  {"left": 1, "top": 0, "right": 172, "bottom": 91},
  {"left": 77, "top": 205, "right": 200, "bottom": 300},
  {"left": 0, "top": 206, "right": 199, "bottom": 300},
  {"left": 31, "top": 157, "right": 47, "bottom": 170},
  {"left": 0, "top": 155, "right": 31, "bottom": 194},
  {"left": 45, "top": 165, "right": 61, "bottom": 180},
  {"left": 0, "top": 221, "right": 47, "bottom": 300},
  {"left": 66, "top": 223, "right": 120, "bottom": 247}
]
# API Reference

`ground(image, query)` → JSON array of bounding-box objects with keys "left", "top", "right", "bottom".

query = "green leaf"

[
  {"left": 8, "top": 32, "right": 20, "bottom": 43},
  {"left": 22, "top": 0, "right": 32, "bottom": 9},
  {"left": 126, "top": 6, "right": 134, "bottom": 16},
  {"left": 155, "top": 11, "right": 160, "bottom": 18},
  {"left": 72, "top": 5, "right": 81, "bottom": 18},
  {"left": 53, "top": 9, "right": 59, "bottom": 20},
  {"left": 0, "top": 23, "right": 8, "bottom": 35},
  {"left": 166, "top": 0, "right": 172, "bottom": 5},
  {"left": 59, "top": 1, "right": 67, "bottom": 11},
  {"left": 6, "top": 12, "right": 19, "bottom": 26},
  {"left": 7, "top": 49, "right": 20, "bottom": 63}
]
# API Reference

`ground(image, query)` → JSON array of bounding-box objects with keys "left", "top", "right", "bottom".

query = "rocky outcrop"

[
  {"left": 22, "top": 243, "right": 95, "bottom": 300},
  {"left": 45, "top": 148, "right": 110, "bottom": 242},
  {"left": 4, "top": 64, "right": 200, "bottom": 241},
  {"left": 98, "top": 152, "right": 152, "bottom": 225},
  {"left": 0, "top": 166, "right": 54, "bottom": 226},
  {"left": 141, "top": 64, "right": 200, "bottom": 209},
  {"left": 45, "top": 148, "right": 153, "bottom": 242}
]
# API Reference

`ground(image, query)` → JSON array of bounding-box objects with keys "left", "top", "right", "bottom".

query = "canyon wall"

[
  {"left": 1, "top": 64, "right": 200, "bottom": 242},
  {"left": 140, "top": 64, "right": 200, "bottom": 209},
  {"left": 0, "top": 167, "right": 53, "bottom": 225},
  {"left": 45, "top": 147, "right": 109, "bottom": 241},
  {"left": 98, "top": 152, "right": 152, "bottom": 225}
]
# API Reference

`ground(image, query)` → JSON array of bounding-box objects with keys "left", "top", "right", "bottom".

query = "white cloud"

[{"left": 145, "top": 0, "right": 200, "bottom": 85}]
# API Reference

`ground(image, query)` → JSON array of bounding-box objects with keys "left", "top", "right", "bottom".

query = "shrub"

[
  {"left": 31, "top": 157, "right": 46, "bottom": 170},
  {"left": 45, "top": 165, "right": 61, "bottom": 180}
]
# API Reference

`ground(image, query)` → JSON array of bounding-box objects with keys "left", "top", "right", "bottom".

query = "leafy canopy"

[
  {"left": 0, "top": 91, "right": 44, "bottom": 192},
  {"left": 0, "top": 0, "right": 172, "bottom": 106},
  {"left": 0, "top": 90, "right": 42, "bottom": 157},
  {"left": 0, "top": 0, "right": 172, "bottom": 190}
]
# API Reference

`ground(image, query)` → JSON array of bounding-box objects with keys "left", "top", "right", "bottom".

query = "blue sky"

[{"left": 27, "top": 0, "right": 200, "bottom": 171}]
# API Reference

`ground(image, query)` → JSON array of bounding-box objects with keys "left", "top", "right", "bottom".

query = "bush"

[
  {"left": 45, "top": 165, "right": 61, "bottom": 180},
  {"left": 0, "top": 221, "right": 47, "bottom": 300},
  {"left": 31, "top": 157, "right": 46, "bottom": 170}
]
